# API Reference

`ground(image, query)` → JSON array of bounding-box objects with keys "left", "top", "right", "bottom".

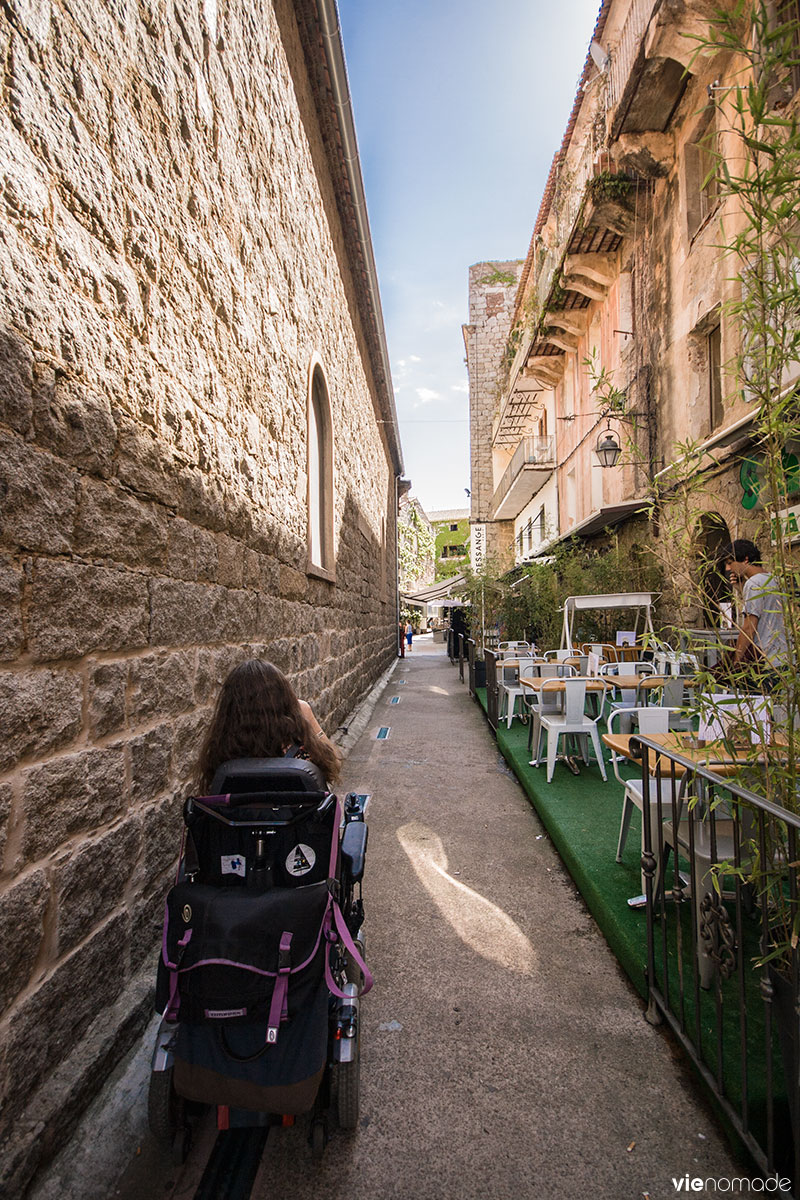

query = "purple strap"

[
  {"left": 324, "top": 899, "right": 373, "bottom": 999},
  {"left": 165, "top": 928, "right": 192, "bottom": 1022},
  {"left": 266, "top": 931, "right": 293, "bottom": 1045}
]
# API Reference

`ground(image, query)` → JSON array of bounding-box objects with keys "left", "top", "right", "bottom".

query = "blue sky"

[{"left": 336, "top": 0, "right": 602, "bottom": 515}]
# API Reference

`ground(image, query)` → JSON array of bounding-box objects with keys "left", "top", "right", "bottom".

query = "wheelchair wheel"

[
  {"left": 337, "top": 1029, "right": 360, "bottom": 1130},
  {"left": 148, "top": 1067, "right": 184, "bottom": 1147}
]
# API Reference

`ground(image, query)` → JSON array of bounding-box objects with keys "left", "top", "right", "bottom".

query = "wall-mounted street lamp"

[{"left": 595, "top": 426, "right": 622, "bottom": 468}]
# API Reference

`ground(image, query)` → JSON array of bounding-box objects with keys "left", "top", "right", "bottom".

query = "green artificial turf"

[{"left": 474, "top": 686, "right": 790, "bottom": 1175}]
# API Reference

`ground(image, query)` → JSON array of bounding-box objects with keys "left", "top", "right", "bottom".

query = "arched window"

[{"left": 307, "top": 361, "right": 334, "bottom": 578}]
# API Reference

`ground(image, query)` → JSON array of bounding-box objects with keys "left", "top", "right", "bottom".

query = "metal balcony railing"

[
  {"left": 606, "top": 0, "right": 659, "bottom": 112},
  {"left": 491, "top": 436, "right": 555, "bottom": 516}
]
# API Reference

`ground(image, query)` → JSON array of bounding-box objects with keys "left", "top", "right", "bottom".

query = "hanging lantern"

[{"left": 596, "top": 428, "right": 622, "bottom": 468}]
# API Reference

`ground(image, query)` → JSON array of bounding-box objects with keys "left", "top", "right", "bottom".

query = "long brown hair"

[{"left": 195, "top": 659, "right": 341, "bottom": 791}]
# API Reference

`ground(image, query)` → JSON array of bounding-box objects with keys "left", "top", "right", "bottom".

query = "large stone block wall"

[{"left": 0, "top": 0, "right": 397, "bottom": 1181}]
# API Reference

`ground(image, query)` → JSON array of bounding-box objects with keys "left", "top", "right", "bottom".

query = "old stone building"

[
  {"left": 463, "top": 260, "right": 523, "bottom": 566},
  {"left": 0, "top": 0, "right": 402, "bottom": 1190},
  {"left": 467, "top": 0, "right": 800, "bottom": 606}
]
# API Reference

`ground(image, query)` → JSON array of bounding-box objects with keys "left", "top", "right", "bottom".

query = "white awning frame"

[{"left": 560, "top": 592, "right": 656, "bottom": 651}]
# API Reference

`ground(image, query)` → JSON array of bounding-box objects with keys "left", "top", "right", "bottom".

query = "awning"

[
  {"left": 401, "top": 574, "right": 467, "bottom": 606},
  {"left": 560, "top": 500, "right": 648, "bottom": 541}
]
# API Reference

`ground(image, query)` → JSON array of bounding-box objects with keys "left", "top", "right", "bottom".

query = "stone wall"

[
  {"left": 464, "top": 261, "right": 522, "bottom": 563},
  {"left": 0, "top": 0, "right": 398, "bottom": 1187}
]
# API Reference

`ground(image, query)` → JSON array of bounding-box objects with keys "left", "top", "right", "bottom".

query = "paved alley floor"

[{"left": 34, "top": 636, "right": 741, "bottom": 1200}]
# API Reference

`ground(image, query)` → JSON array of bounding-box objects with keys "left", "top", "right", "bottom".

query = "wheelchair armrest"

[{"left": 341, "top": 820, "right": 368, "bottom": 883}]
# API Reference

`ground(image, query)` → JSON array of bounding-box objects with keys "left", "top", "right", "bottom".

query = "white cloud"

[
  {"left": 450, "top": 382, "right": 468, "bottom": 393},
  {"left": 410, "top": 354, "right": 422, "bottom": 362},
  {"left": 415, "top": 387, "right": 440, "bottom": 403}
]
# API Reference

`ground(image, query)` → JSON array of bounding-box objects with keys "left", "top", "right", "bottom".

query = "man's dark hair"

[{"left": 721, "top": 538, "right": 762, "bottom": 564}]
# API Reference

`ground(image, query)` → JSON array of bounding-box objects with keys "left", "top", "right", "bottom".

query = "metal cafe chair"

[{"left": 531, "top": 677, "right": 609, "bottom": 783}]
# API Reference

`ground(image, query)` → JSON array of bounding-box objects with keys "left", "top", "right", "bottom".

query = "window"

[
  {"left": 778, "top": 1, "right": 800, "bottom": 91},
  {"left": 535, "top": 505, "right": 546, "bottom": 541},
  {"left": 449, "top": 523, "right": 458, "bottom": 531},
  {"left": 708, "top": 323, "right": 724, "bottom": 428},
  {"left": 686, "top": 109, "right": 719, "bottom": 239},
  {"left": 307, "top": 361, "right": 334, "bottom": 578}
]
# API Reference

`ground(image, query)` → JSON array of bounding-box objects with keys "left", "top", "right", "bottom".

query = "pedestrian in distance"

[{"left": 405, "top": 621, "right": 413, "bottom": 653}]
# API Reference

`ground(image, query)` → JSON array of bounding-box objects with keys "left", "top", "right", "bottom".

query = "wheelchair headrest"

[{"left": 208, "top": 756, "right": 327, "bottom": 796}]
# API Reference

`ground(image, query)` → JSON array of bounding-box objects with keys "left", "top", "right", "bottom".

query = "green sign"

[{"left": 739, "top": 445, "right": 800, "bottom": 510}]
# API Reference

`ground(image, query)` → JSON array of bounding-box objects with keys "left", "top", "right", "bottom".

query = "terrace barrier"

[{"left": 637, "top": 734, "right": 800, "bottom": 1192}]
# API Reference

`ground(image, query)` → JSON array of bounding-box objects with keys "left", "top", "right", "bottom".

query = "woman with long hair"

[{"left": 195, "top": 659, "right": 342, "bottom": 792}]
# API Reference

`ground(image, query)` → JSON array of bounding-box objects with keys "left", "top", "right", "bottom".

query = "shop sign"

[
  {"left": 472, "top": 522, "right": 486, "bottom": 571},
  {"left": 770, "top": 502, "right": 800, "bottom": 544},
  {"left": 739, "top": 441, "right": 800, "bottom": 510}
]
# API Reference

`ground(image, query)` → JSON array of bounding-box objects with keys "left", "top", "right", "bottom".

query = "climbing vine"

[{"left": 398, "top": 502, "right": 436, "bottom": 590}]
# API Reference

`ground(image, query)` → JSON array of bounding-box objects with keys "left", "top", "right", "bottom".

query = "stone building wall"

[
  {"left": 0, "top": 0, "right": 400, "bottom": 1188},
  {"left": 463, "top": 261, "right": 522, "bottom": 564}
]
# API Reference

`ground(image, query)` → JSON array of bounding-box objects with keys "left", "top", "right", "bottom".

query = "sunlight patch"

[{"left": 397, "top": 822, "right": 536, "bottom": 976}]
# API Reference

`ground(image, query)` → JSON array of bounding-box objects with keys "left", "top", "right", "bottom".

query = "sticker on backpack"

[
  {"left": 286, "top": 844, "right": 316, "bottom": 877},
  {"left": 220, "top": 855, "right": 246, "bottom": 877}
]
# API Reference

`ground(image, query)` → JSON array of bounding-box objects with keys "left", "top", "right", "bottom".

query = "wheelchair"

[{"left": 147, "top": 755, "right": 370, "bottom": 1159}]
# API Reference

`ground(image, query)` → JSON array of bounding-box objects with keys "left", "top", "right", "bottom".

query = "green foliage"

[
  {"left": 432, "top": 517, "right": 470, "bottom": 579},
  {"left": 586, "top": 171, "right": 635, "bottom": 203},
  {"left": 461, "top": 534, "right": 662, "bottom": 651},
  {"left": 398, "top": 502, "right": 435, "bottom": 589},
  {"left": 479, "top": 268, "right": 518, "bottom": 286},
  {"left": 544, "top": 272, "right": 568, "bottom": 313}
]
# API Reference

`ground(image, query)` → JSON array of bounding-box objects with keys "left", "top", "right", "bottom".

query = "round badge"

[
  {"left": 182, "top": 905, "right": 192, "bottom": 923},
  {"left": 286, "top": 844, "right": 316, "bottom": 877}
]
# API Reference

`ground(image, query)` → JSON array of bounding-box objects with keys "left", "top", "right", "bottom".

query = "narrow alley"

[{"left": 35, "top": 636, "right": 740, "bottom": 1200}]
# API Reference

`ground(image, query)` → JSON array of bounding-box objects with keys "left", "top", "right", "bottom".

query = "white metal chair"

[
  {"left": 531, "top": 678, "right": 609, "bottom": 783},
  {"left": 498, "top": 641, "right": 531, "bottom": 657},
  {"left": 523, "top": 663, "right": 576, "bottom": 752},
  {"left": 608, "top": 706, "right": 682, "bottom": 893},
  {"left": 641, "top": 676, "right": 694, "bottom": 731},
  {"left": 497, "top": 659, "right": 535, "bottom": 728},
  {"left": 600, "top": 661, "right": 657, "bottom": 730}
]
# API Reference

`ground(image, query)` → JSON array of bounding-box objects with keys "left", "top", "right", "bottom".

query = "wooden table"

[
  {"left": 520, "top": 677, "right": 608, "bottom": 693},
  {"left": 602, "top": 730, "right": 777, "bottom": 774}
]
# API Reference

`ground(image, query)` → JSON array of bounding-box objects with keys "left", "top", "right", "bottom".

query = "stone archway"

[{"left": 696, "top": 512, "right": 732, "bottom": 626}]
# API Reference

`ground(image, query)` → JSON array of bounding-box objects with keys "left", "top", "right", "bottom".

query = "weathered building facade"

[
  {"left": 468, "top": 0, "right": 799, "bottom": 601},
  {"left": 463, "top": 260, "right": 523, "bottom": 565},
  {"left": 0, "top": 0, "right": 402, "bottom": 1189}
]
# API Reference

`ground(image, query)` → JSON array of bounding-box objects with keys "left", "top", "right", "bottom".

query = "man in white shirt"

[{"left": 721, "top": 539, "right": 792, "bottom": 670}]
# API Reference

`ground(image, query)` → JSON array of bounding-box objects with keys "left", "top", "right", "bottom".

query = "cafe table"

[{"left": 604, "top": 729, "right": 778, "bottom": 771}]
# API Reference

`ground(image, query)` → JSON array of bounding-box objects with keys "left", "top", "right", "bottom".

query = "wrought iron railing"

[
  {"left": 636, "top": 735, "right": 800, "bottom": 1191},
  {"left": 606, "top": 0, "right": 659, "bottom": 112},
  {"left": 491, "top": 436, "right": 555, "bottom": 515}
]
